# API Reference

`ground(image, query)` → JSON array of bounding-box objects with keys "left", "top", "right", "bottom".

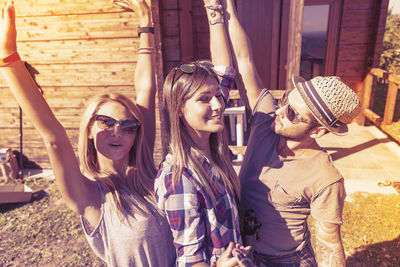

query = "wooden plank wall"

[
  {"left": 160, "top": 0, "right": 180, "bottom": 72},
  {"left": 160, "top": 0, "right": 210, "bottom": 73},
  {"left": 336, "top": 0, "right": 389, "bottom": 92},
  {"left": 191, "top": 1, "right": 211, "bottom": 61},
  {"left": 0, "top": 0, "right": 164, "bottom": 169}
]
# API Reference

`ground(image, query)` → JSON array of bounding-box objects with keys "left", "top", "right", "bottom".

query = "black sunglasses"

[
  {"left": 280, "top": 90, "right": 318, "bottom": 125},
  {"left": 93, "top": 114, "right": 141, "bottom": 133}
]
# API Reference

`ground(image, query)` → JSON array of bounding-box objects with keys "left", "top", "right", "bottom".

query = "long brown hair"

[
  {"left": 78, "top": 93, "right": 158, "bottom": 219},
  {"left": 162, "top": 62, "right": 240, "bottom": 205}
]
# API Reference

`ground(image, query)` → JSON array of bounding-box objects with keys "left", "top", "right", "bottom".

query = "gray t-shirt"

[
  {"left": 239, "top": 89, "right": 345, "bottom": 256},
  {"left": 81, "top": 182, "right": 176, "bottom": 267}
]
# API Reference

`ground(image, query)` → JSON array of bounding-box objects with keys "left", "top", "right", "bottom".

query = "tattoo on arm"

[{"left": 314, "top": 220, "right": 346, "bottom": 267}]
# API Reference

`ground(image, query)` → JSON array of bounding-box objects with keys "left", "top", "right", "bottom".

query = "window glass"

[{"left": 300, "top": 5, "right": 329, "bottom": 80}]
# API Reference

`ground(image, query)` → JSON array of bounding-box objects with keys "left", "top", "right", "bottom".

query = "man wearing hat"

[
  {"left": 223, "top": 0, "right": 361, "bottom": 266},
  {"left": 237, "top": 75, "right": 360, "bottom": 267}
]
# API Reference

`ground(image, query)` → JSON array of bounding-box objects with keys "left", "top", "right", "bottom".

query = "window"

[{"left": 300, "top": 0, "right": 341, "bottom": 79}]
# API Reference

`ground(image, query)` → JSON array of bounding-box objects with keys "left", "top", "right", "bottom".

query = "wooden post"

[
  {"left": 357, "top": 72, "right": 374, "bottom": 125},
  {"left": 383, "top": 80, "right": 399, "bottom": 125}
]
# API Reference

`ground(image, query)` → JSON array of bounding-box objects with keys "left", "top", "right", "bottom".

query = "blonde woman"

[
  {"left": 0, "top": 1, "right": 175, "bottom": 266},
  {"left": 154, "top": 0, "right": 248, "bottom": 266}
]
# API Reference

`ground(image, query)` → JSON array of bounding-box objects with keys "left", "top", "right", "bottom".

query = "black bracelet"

[{"left": 138, "top": 27, "right": 155, "bottom": 37}]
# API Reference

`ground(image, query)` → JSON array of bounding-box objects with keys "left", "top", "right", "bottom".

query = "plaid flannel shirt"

[
  {"left": 155, "top": 154, "right": 241, "bottom": 267},
  {"left": 213, "top": 65, "right": 236, "bottom": 102}
]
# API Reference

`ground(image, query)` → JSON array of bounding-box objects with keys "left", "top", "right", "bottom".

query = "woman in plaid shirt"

[{"left": 154, "top": 0, "right": 246, "bottom": 266}]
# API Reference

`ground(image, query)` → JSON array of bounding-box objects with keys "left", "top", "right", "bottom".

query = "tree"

[{"left": 380, "top": 14, "right": 400, "bottom": 74}]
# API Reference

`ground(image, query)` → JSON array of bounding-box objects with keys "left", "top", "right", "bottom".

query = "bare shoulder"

[{"left": 78, "top": 176, "right": 102, "bottom": 228}]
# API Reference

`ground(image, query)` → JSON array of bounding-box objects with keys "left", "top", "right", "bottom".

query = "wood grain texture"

[{"left": 0, "top": 0, "right": 165, "bottom": 168}]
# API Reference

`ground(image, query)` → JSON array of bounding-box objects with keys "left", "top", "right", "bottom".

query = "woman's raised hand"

[
  {"left": 203, "top": 0, "right": 221, "bottom": 6},
  {"left": 114, "top": 0, "right": 150, "bottom": 15},
  {"left": 0, "top": 0, "right": 17, "bottom": 57}
]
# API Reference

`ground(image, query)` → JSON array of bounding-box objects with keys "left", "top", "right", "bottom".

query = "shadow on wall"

[{"left": 346, "top": 235, "right": 400, "bottom": 266}]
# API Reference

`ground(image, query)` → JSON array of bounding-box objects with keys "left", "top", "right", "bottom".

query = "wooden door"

[{"left": 236, "top": 0, "right": 282, "bottom": 90}]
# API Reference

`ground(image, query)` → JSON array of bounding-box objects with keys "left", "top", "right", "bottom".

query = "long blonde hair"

[
  {"left": 78, "top": 93, "right": 157, "bottom": 219},
  {"left": 162, "top": 62, "right": 240, "bottom": 205}
]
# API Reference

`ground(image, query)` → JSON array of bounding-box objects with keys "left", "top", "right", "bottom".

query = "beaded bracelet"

[
  {"left": 204, "top": 4, "right": 223, "bottom": 17},
  {"left": 0, "top": 52, "right": 21, "bottom": 67}
]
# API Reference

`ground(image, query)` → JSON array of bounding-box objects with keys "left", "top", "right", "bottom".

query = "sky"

[
  {"left": 302, "top": 5, "right": 329, "bottom": 33},
  {"left": 389, "top": 0, "right": 400, "bottom": 15}
]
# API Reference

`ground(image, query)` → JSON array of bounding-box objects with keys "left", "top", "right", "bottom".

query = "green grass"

[
  {"left": 309, "top": 192, "right": 400, "bottom": 266},
  {"left": 342, "top": 193, "right": 400, "bottom": 266},
  {"left": 1, "top": 177, "right": 400, "bottom": 266},
  {"left": 0, "top": 177, "right": 106, "bottom": 267}
]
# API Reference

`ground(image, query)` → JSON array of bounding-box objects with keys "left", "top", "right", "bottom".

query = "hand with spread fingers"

[
  {"left": 130, "top": 0, "right": 152, "bottom": 26},
  {"left": 113, "top": 0, "right": 151, "bottom": 18},
  {"left": 0, "top": 0, "right": 17, "bottom": 58},
  {"left": 203, "top": 0, "right": 220, "bottom": 5}
]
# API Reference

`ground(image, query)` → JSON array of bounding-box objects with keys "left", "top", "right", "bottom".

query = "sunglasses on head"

[
  {"left": 170, "top": 62, "right": 214, "bottom": 83},
  {"left": 93, "top": 114, "right": 141, "bottom": 133},
  {"left": 170, "top": 62, "right": 227, "bottom": 103},
  {"left": 179, "top": 62, "right": 214, "bottom": 73}
]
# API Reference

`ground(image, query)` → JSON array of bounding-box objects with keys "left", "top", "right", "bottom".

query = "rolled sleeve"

[
  {"left": 310, "top": 179, "right": 346, "bottom": 225},
  {"left": 213, "top": 65, "right": 236, "bottom": 102}
]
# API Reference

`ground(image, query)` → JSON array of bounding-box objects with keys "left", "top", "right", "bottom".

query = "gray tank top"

[{"left": 81, "top": 182, "right": 176, "bottom": 267}]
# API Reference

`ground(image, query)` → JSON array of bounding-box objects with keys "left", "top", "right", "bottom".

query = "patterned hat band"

[
  {"left": 302, "top": 80, "right": 344, "bottom": 129},
  {"left": 292, "top": 75, "right": 361, "bottom": 135}
]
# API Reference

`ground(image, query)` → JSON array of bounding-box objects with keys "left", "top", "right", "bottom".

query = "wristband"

[
  {"left": 0, "top": 52, "right": 21, "bottom": 67},
  {"left": 138, "top": 27, "right": 154, "bottom": 37},
  {"left": 137, "top": 47, "right": 157, "bottom": 54},
  {"left": 210, "top": 17, "right": 224, "bottom": 25}
]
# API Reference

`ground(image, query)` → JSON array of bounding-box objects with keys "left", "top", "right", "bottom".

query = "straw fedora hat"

[{"left": 292, "top": 75, "right": 361, "bottom": 135}]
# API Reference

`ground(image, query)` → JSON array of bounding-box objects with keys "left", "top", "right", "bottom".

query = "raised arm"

[
  {"left": 204, "top": 0, "right": 232, "bottom": 67},
  {"left": 223, "top": 0, "right": 264, "bottom": 111},
  {"left": 0, "top": 2, "right": 99, "bottom": 221},
  {"left": 202, "top": 0, "right": 235, "bottom": 104},
  {"left": 127, "top": 0, "right": 157, "bottom": 152},
  {"left": 314, "top": 220, "right": 346, "bottom": 267}
]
